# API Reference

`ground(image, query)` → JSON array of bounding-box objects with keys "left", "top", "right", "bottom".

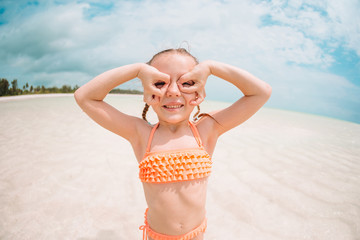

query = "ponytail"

[
  {"left": 193, "top": 105, "right": 220, "bottom": 124},
  {"left": 142, "top": 103, "right": 150, "bottom": 123}
]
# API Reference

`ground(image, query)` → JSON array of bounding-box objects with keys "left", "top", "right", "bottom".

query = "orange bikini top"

[{"left": 139, "top": 121, "right": 212, "bottom": 183}]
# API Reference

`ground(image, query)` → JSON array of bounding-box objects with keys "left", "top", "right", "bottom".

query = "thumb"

[
  {"left": 178, "top": 71, "right": 193, "bottom": 83},
  {"left": 178, "top": 72, "right": 198, "bottom": 93}
]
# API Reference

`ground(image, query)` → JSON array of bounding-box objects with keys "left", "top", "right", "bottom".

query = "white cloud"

[
  {"left": 0, "top": 0, "right": 359, "bottom": 122},
  {"left": 1, "top": 0, "right": 356, "bottom": 72},
  {"left": 261, "top": 0, "right": 360, "bottom": 54},
  {"left": 327, "top": 0, "right": 360, "bottom": 54}
]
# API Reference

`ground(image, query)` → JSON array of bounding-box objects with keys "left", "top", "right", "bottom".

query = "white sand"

[{"left": 1, "top": 94, "right": 359, "bottom": 240}]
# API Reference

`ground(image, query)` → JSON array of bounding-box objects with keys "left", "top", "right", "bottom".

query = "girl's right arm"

[{"left": 74, "top": 63, "right": 169, "bottom": 142}]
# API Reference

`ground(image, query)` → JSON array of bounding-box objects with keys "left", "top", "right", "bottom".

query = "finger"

[
  {"left": 144, "top": 78, "right": 166, "bottom": 97},
  {"left": 143, "top": 94, "right": 152, "bottom": 105},
  {"left": 143, "top": 93, "right": 160, "bottom": 105},
  {"left": 179, "top": 85, "right": 199, "bottom": 94},
  {"left": 155, "top": 71, "right": 170, "bottom": 82},
  {"left": 151, "top": 71, "right": 170, "bottom": 90},
  {"left": 147, "top": 85, "right": 163, "bottom": 96},
  {"left": 190, "top": 97, "right": 203, "bottom": 105},
  {"left": 190, "top": 90, "right": 206, "bottom": 105},
  {"left": 148, "top": 65, "right": 170, "bottom": 80},
  {"left": 179, "top": 73, "right": 206, "bottom": 94},
  {"left": 144, "top": 78, "right": 167, "bottom": 105},
  {"left": 148, "top": 72, "right": 170, "bottom": 95},
  {"left": 178, "top": 75, "right": 201, "bottom": 94}
]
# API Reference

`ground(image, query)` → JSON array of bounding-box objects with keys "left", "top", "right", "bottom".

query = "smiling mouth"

[{"left": 163, "top": 104, "right": 184, "bottom": 109}]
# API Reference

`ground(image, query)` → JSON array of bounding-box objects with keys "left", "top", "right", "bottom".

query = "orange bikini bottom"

[{"left": 139, "top": 208, "right": 207, "bottom": 240}]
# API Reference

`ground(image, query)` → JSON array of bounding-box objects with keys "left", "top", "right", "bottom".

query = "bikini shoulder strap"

[
  {"left": 145, "top": 123, "right": 159, "bottom": 153},
  {"left": 189, "top": 121, "right": 203, "bottom": 147}
]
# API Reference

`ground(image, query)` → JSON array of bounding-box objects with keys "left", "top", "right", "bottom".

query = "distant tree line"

[
  {"left": 0, "top": 78, "right": 142, "bottom": 96},
  {"left": 109, "top": 88, "right": 143, "bottom": 94}
]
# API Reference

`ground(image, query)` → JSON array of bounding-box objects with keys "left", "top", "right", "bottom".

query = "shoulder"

[
  {"left": 132, "top": 119, "right": 154, "bottom": 144},
  {"left": 195, "top": 110, "right": 223, "bottom": 137},
  {"left": 193, "top": 116, "right": 219, "bottom": 155},
  {"left": 130, "top": 120, "right": 155, "bottom": 162}
]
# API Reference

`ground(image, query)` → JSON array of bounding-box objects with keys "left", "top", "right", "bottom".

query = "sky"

[{"left": 0, "top": 0, "right": 359, "bottom": 123}]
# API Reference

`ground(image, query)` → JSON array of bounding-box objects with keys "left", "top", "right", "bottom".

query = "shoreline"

[
  {"left": 0, "top": 93, "right": 143, "bottom": 102},
  {"left": 0, "top": 93, "right": 74, "bottom": 102}
]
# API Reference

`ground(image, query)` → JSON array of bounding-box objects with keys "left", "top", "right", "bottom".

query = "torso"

[
  {"left": 142, "top": 178, "right": 208, "bottom": 234},
  {"left": 133, "top": 119, "right": 216, "bottom": 235}
]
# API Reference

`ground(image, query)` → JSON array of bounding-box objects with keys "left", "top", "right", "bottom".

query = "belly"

[{"left": 142, "top": 177, "right": 208, "bottom": 235}]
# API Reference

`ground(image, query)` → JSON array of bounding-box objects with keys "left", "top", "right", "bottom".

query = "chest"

[{"left": 139, "top": 148, "right": 212, "bottom": 183}]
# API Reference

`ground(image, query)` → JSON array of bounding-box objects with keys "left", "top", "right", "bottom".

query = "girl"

[{"left": 74, "top": 48, "right": 271, "bottom": 240}]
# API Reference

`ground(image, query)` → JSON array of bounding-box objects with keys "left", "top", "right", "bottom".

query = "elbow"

[
  {"left": 74, "top": 87, "right": 102, "bottom": 110},
  {"left": 265, "top": 83, "right": 272, "bottom": 98},
  {"left": 259, "top": 83, "right": 272, "bottom": 102},
  {"left": 74, "top": 88, "right": 81, "bottom": 102},
  {"left": 74, "top": 88, "right": 86, "bottom": 107}
]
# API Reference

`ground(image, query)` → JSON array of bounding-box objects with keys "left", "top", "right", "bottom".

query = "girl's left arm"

[
  {"left": 180, "top": 60, "right": 272, "bottom": 136},
  {"left": 208, "top": 60, "right": 272, "bottom": 135}
]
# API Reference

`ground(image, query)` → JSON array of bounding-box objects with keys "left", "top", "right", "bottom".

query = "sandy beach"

[{"left": 1, "top": 94, "right": 359, "bottom": 240}]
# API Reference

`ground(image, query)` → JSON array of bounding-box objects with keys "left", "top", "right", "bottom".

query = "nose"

[{"left": 166, "top": 81, "right": 181, "bottom": 97}]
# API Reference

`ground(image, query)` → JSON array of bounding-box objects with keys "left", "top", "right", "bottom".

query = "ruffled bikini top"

[{"left": 139, "top": 121, "right": 212, "bottom": 183}]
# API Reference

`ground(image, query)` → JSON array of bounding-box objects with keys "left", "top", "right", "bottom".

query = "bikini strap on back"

[
  {"left": 189, "top": 121, "right": 203, "bottom": 147},
  {"left": 145, "top": 123, "right": 159, "bottom": 153}
]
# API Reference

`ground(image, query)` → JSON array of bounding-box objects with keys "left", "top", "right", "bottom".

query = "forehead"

[{"left": 150, "top": 53, "right": 196, "bottom": 73}]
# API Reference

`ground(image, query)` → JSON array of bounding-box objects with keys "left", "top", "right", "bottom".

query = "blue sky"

[{"left": 0, "top": 0, "right": 359, "bottom": 123}]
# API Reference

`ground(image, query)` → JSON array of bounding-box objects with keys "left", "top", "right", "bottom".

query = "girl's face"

[{"left": 150, "top": 53, "right": 197, "bottom": 124}]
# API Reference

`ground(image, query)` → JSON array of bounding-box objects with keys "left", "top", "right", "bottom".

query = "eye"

[
  {"left": 182, "top": 80, "right": 195, "bottom": 87},
  {"left": 154, "top": 81, "right": 166, "bottom": 88}
]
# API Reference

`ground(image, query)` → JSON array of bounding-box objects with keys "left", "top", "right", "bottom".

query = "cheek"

[{"left": 182, "top": 92, "right": 196, "bottom": 104}]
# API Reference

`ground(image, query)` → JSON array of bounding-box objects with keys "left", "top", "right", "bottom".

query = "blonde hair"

[{"left": 147, "top": 48, "right": 199, "bottom": 65}]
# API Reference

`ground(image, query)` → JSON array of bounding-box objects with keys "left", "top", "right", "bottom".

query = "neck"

[{"left": 158, "top": 119, "right": 190, "bottom": 133}]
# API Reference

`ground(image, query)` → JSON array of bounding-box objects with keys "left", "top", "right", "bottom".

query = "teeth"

[{"left": 165, "top": 105, "right": 182, "bottom": 109}]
